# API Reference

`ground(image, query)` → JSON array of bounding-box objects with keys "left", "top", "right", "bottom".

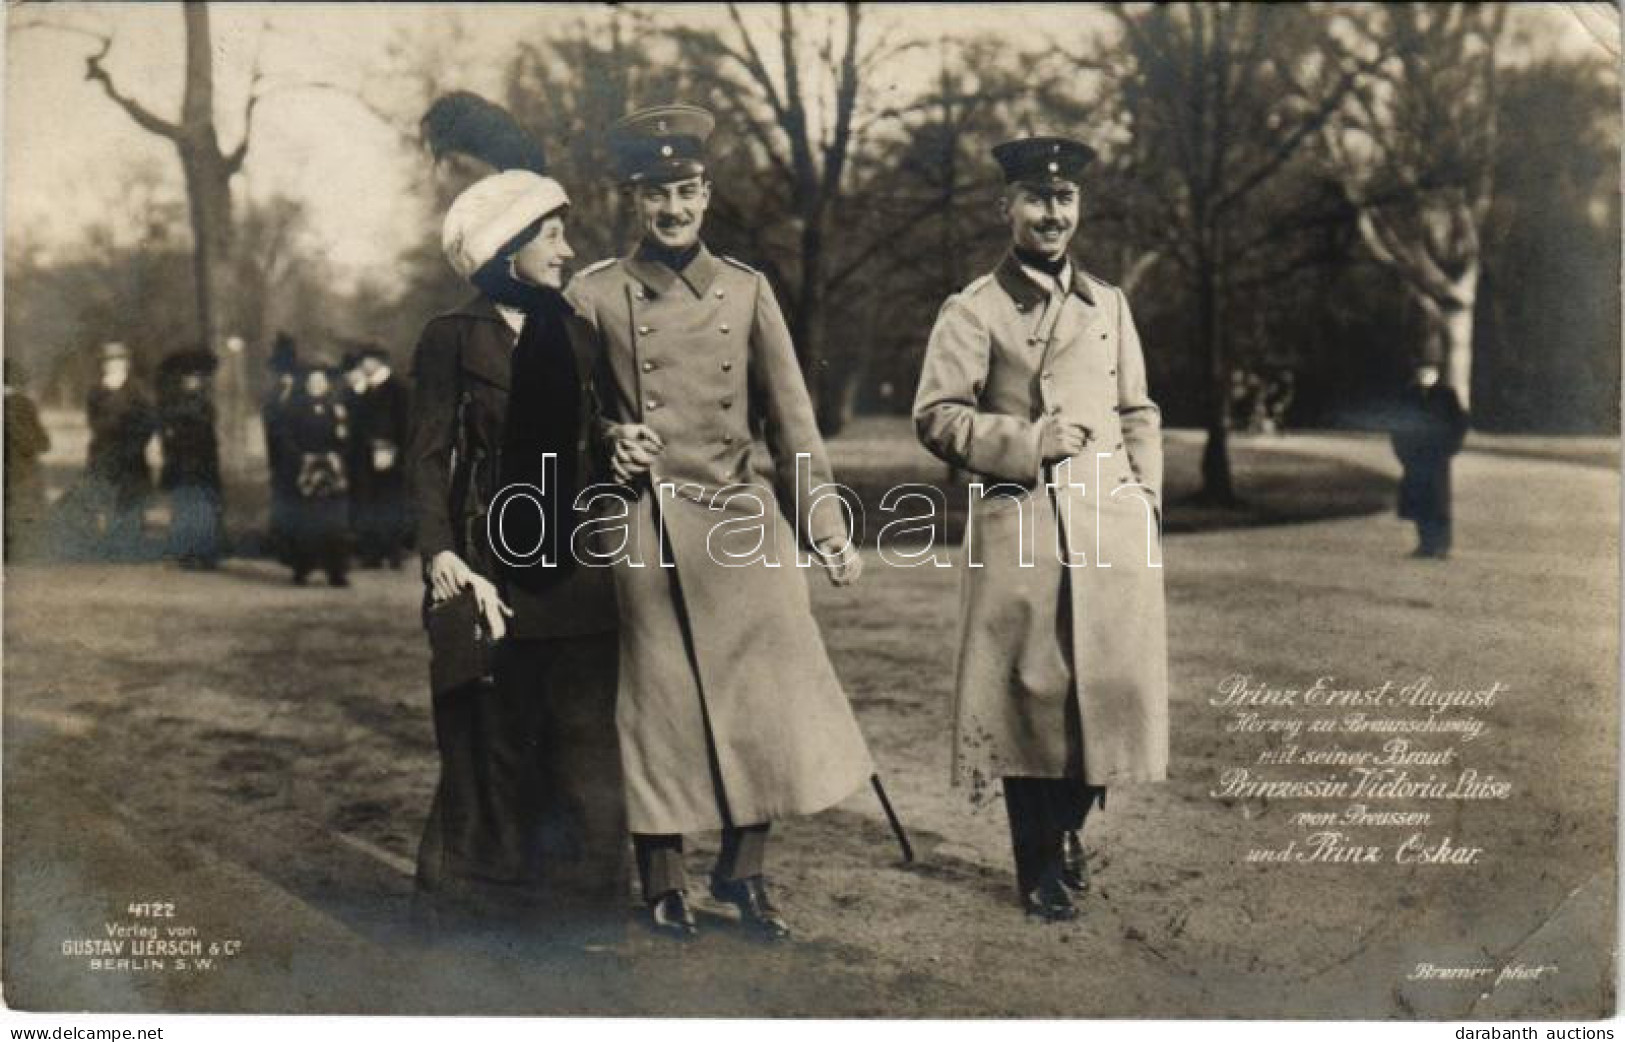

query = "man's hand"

[
  {"left": 1038, "top": 414, "right": 1091, "bottom": 463},
  {"left": 426, "top": 550, "right": 513, "bottom": 640},
  {"left": 607, "top": 423, "right": 665, "bottom": 483},
  {"left": 816, "top": 535, "right": 863, "bottom": 587}
]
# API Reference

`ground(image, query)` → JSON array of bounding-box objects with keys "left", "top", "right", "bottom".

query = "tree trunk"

[
  {"left": 1196, "top": 250, "right": 1237, "bottom": 504},
  {"left": 179, "top": 2, "right": 245, "bottom": 473},
  {"left": 797, "top": 214, "right": 846, "bottom": 435}
]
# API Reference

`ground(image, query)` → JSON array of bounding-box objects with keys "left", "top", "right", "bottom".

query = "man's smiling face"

[
  {"left": 633, "top": 175, "right": 711, "bottom": 251},
  {"left": 1001, "top": 181, "right": 1081, "bottom": 260}
]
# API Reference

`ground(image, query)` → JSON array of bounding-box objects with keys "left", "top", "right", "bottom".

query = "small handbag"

[{"left": 423, "top": 588, "right": 496, "bottom": 695}]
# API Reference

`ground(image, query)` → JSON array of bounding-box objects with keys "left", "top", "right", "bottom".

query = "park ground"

[{"left": 2, "top": 420, "right": 1618, "bottom": 1017}]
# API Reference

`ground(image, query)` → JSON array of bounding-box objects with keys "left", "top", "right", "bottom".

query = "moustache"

[
  {"left": 1035, "top": 222, "right": 1070, "bottom": 234},
  {"left": 655, "top": 215, "right": 693, "bottom": 229}
]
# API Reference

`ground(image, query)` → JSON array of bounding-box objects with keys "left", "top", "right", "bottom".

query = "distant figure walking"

[
  {"left": 279, "top": 356, "right": 352, "bottom": 586},
  {"left": 349, "top": 345, "right": 411, "bottom": 569},
  {"left": 1391, "top": 364, "right": 1469, "bottom": 559},
  {"left": 84, "top": 341, "right": 157, "bottom": 559},
  {"left": 4, "top": 359, "right": 51, "bottom": 560},
  {"left": 262, "top": 334, "right": 301, "bottom": 567},
  {"left": 157, "top": 349, "right": 225, "bottom": 569}
]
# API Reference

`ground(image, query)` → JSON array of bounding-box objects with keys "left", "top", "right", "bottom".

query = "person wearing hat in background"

[
  {"left": 279, "top": 352, "right": 352, "bottom": 586},
  {"left": 157, "top": 348, "right": 225, "bottom": 569},
  {"left": 4, "top": 358, "right": 52, "bottom": 560},
  {"left": 84, "top": 341, "right": 158, "bottom": 560},
  {"left": 568, "top": 103, "right": 872, "bottom": 943},
  {"left": 1391, "top": 360, "right": 1468, "bottom": 559},
  {"left": 913, "top": 135, "right": 1169, "bottom": 923},
  {"left": 408, "top": 165, "right": 626, "bottom": 940},
  {"left": 348, "top": 343, "right": 411, "bottom": 569},
  {"left": 338, "top": 347, "right": 373, "bottom": 560},
  {"left": 262, "top": 333, "right": 301, "bottom": 565}
]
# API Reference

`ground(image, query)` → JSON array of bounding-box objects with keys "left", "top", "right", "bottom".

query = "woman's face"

[{"left": 511, "top": 214, "right": 574, "bottom": 289}]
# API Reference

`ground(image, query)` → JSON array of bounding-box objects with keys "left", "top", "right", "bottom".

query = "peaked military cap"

[
  {"left": 992, "top": 136, "right": 1097, "bottom": 187},
  {"left": 608, "top": 104, "right": 716, "bottom": 184}
]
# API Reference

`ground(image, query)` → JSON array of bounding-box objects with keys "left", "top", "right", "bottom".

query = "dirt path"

[{"left": 3, "top": 434, "right": 1616, "bottom": 1016}]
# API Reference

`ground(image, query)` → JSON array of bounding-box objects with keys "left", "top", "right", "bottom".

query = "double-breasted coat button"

[
  {"left": 721, "top": 397, "right": 734, "bottom": 409},
  {"left": 715, "top": 289, "right": 726, "bottom": 299},
  {"left": 1041, "top": 372, "right": 1053, "bottom": 382},
  {"left": 719, "top": 323, "right": 731, "bottom": 334},
  {"left": 1109, "top": 368, "right": 1117, "bottom": 376},
  {"left": 722, "top": 434, "right": 736, "bottom": 445},
  {"left": 646, "top": 398, "right": 661, "bottom": 411},
  {"left": 642, "top": 360, "right": 658, "bottom": 373},
  {"left": 721, "top": 360, "right": 733, "bottom": 372},
  {"left": 639, "top": 325, "right": 653, "bottom": 335},
  {"left": 635, "top": 289, "right": 647, "bottom": 301}
]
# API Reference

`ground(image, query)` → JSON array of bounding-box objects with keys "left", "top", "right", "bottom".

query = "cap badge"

[
  {"left": 1048, "top": 161, "right": 1059, "bottom": 173},
  {"left": 656, "top": 119, "right": 669, "bottom": 133},
  {"left": 660, "top": 144, "right": 673, "bottom": 157}
]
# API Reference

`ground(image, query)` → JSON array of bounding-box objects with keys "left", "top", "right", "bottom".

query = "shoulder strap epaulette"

[
  {"left": 1080, "top": 268, "right": 1115, "bottom": 290},
  {"left": 961, "top": 273, "right": 996, "bottom": 296},
  {"left": 720, "top": 255, "right": 758, "bottom": 274},
  {"left": 575, "top": 257, "right": 619, "bottom": 278}
]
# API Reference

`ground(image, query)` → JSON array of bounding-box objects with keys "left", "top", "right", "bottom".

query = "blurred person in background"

[
  {"left": 4, "top": 358, "right": 51, "bottom": 560},
  {"left": 349, "top": 344, "right": 411, "bottom": 569},
  {"left": 262, "top": 333, "right": 301, "bottom": 566},
  {"left": 280, "top": 353, "right": 352, "bottom": 586},
  {"left": 157, "top": 349, "right": 225, "bottom": 569},
  {"left": 84, "top": 341, "right": 157, "bottom": 559},
  {"left": 1391, "top": 362, "right": 1468, "bottom": 559}
]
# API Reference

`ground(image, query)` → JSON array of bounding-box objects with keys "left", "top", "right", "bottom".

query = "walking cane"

[{"left": 870, "top": 773, "right": 914, "bottom": 863}]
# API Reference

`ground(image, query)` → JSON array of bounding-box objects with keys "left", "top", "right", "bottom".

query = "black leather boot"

[{"left": 710, "top": 875, "right": 791, "bottom": 942}]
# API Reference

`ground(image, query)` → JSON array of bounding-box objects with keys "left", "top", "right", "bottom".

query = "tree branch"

[{"left": 84, "top": 36, "right": 182, "bottom": 140}]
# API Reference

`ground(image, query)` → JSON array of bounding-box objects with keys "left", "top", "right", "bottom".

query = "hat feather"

[{"left": 421, "top": 91, "right": 547, "bottom": 174}]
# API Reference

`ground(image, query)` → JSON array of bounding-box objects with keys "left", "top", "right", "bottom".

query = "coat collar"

[
  {"left": 994, "top": 251, "right": 1097, "bottom": 310},
  {"left": 445, "top": 293, "right": 505, "bottom": 323},
  {"left": 623, "top": 240, "right": 722, "bottom": 299}
]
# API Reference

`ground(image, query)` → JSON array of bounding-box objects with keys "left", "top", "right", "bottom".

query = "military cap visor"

[
  {"left": 609, "top": 104, "right": 716, "bottom": 184},
  {"left": 993, "top": 136, "right": 1097, "bottom": 187}
]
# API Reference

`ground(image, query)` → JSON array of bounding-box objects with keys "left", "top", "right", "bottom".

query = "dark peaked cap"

[
  {"left": 421, "top": 91, "right": 546, "bottom": 174},
  {"left": 992, "top": 136, "right": 1097, "bottom": 186},
  {"left": 608, "top": 104, "right": 715, "bottom": 184}
]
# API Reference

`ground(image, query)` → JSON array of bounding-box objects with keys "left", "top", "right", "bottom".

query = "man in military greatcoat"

[
  {"left": 567, "top": 104, "right": 873, "bottom": 943},
  {"left": 913, "top": 136, "right": 1169, "bottom": 922}
]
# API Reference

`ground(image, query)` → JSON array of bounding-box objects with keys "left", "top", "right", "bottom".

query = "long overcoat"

[
  {"left": 567, "top": 244, "right": 873, "bottom": 835},
  {"left": 914, "top": 254, "right": 1169, "bottom": 792},
  {"left": 1392, "top": 384, "right": 1468, "bottom": 523}
]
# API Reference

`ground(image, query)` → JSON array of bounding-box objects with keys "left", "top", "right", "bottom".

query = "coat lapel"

[
  {"left": 995, "top": 252, "right": 1102, "bottom": 370},
  {"left": 447, "top": 295, "right": 513, "bottom": 391}
]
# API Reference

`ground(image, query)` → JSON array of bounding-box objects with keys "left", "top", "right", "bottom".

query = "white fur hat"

[{"left": 441, "top": 170, "right": 570, "bottom": 281}]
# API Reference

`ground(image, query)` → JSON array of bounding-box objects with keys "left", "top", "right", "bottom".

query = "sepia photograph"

[{"left": 1, "top": 0, "right": 1619, "bottom": 1023}]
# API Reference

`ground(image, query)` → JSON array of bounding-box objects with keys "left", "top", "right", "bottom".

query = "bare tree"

[
  {"left": 1087, "top": 2, "right": 1371, "bottom": 504},
  {"left": 18, "top": 2, "right": 402, "bottom": 469},
  {"left": 664, "top": 2, "right": 923, "bottom": 431},
  {"left": 1324, "top": 3, "right": 1507, "bottom": 409}
]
